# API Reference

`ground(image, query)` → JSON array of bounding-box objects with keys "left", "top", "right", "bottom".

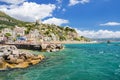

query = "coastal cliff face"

[{"left": 0, "top": 45, "right": 44, "bottom": 70}]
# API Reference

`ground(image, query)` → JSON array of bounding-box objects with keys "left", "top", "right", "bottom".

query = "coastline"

[
  {"left": 49, "top": 41, "right": 98, "bottom": 44},
  {"left": 0, "top": 41, "right": 96, "bottom": 70}
]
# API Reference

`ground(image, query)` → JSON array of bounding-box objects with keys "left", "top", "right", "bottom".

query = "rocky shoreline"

[
  {"left": 0, "top": 45, "right": 44, "bottom": 70},
  {"left": 41, "top": 43, "right": 64, "bottom": 52}
]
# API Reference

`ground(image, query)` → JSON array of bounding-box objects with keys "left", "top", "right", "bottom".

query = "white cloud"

[
  {"left": 75, "top": 29, "right": 120, "bottom": 38},
  {"left": 0, "top": 0, "right": 26, "bottom": 4},
  {"left": 100, "top": 22, "right": 120, "bottom": 26},
  {"left": 43, "top": 17, "right": 69, "bottom": 26},
  {"left": 56, "top": 0, "right": 62, "bottom": 3},
  {"left": 62, "top": 8, "right": 66, "bottom": 12},
  {"left": 69, "top": 0, "right": 90, "bottom": 6},
  {"left": 0, "top": 2, "right": 56, "bottom": 22},
  {"left": 56, "top": 0, "right": 62, "bottom": 10}
]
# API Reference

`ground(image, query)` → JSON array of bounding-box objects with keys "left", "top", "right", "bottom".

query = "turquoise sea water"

[{"left": 0, "top": 43, "right": 120, "bottom": 80}]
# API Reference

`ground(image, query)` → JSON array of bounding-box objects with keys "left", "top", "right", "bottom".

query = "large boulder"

[
  {"left": 0, "top": 45, "right": 45, "bottom": 70},
  {"left": 0, "top": 46, "right": 6, "bottom": 52},
  {"left": 16, "top": 59, "right": 24, "bottom": 64},
  {"left": 0, "top": 57, "right": 6, "bottom": 69},
  {"left": 6, "top": 55, "right": 17, "bottom": 64},
  {"left": 41, "top": 44, "right": 48, "bottom": 50},
  {"left": 56, "top": 44, "right": 63, "bottom": 49},
  {"left": 9, "top": 45, "right": 17, "bottom": 50},
  {"left": 12, "top": 50, "right": 19, "bottom": 55},
  {"left": 45, "top": 43, "right": 63, "bottom": 52}
]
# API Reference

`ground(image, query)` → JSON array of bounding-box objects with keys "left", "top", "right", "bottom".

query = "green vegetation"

[
  {"left": 59, "top": 36, "right": 66, "bottom": 41},
  {"left": 65, "top": 27, "right": 76, "bottom": 32},
  {"left": 0, "top": 11, "right": 29, "bottom": 29},
  {"left": 5, "top": 33, "right": 11, "bottom": 38},
  {"left": 73, "top": 37, "right": 81, "bottom": 41}
]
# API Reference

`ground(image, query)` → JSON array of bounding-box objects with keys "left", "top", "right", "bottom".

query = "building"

[
  {"left": 13, "top": 26, "right": 26, "bottom": 37},
  {"left": 0, "top": 33, "right": 5, "bottom": 41},
  {"left": 50, "top": 33, "right": 58, "bottom": 41},
  {"left": 29, "top": 29, "right": 40, "bottom": 38},
  {"left": 26, "top": 29, "right": 43, "bottom": 43}
]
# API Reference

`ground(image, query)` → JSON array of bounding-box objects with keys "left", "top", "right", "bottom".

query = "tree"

[
  {"left": 73, "top": 37, "right": 80, "bottom": 41},
  {"left": 59, "top": 36, "right": 66, "bottom": 41},
  {"left": 5, "top": 33, "right": 11, "bottom": 38},
  {"left": 80, "top": 36, "right": 84, "bottom": 38}
]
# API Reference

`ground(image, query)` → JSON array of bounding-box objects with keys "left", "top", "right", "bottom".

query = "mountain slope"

[
  {"left": 0, "top": 11, "right": 28, "bottom": 28},
  {"left": 0, "top": 11, "right": 89, "bottom": 41}
]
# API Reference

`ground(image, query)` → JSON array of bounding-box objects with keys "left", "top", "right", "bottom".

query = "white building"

[
  {"left": 13, "top": 26, "right": 26, "bottom": 37},
  {"left": 1, "top": 28, "right": 12, "bottom": 35},
  {"left": 0, "top": 33, "right": 5, "bottom": 41},
  {"left": 29, "top": 29, "right": 40, "bottom": 38}
]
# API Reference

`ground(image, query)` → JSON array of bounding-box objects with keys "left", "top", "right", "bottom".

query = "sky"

[{"left": 0, "top": 0, "right": 120, "bottom": 38}]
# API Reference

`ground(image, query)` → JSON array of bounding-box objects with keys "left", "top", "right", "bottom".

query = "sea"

[{"left": 0, "top": 43, "right": 120, "bottom": 80}]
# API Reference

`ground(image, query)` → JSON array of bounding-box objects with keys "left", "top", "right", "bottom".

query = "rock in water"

[
  {"left": 41, "top": 43, "right": 64, "bottom": 52},
  {"left": 0, "top": 45, "right": 45, "bottom": 70}
]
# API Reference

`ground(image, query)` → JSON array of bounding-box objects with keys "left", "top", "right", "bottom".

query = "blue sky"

[{"left": 0, "top": 0, "right": 120, "bottom": 38}]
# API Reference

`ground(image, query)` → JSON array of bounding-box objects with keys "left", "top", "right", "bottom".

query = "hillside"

[
  {"left": 0, "top": 11, "right": 89, "bottom": 42},
  {"left": 0, "top": 11, "right": 28, "bottom": 29},
  {"left": 24, "top": 23, "right": 89, "bottom": 41}
]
